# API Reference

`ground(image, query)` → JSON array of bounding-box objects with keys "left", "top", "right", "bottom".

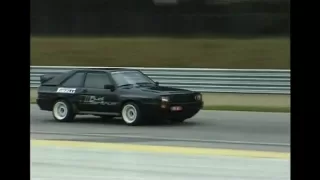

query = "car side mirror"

[
  {"left": 104, "top": 84, "right": 115, "bottom": 91},
  {"left": 155, "top": 81, "right": 159, "bottom": 86}
]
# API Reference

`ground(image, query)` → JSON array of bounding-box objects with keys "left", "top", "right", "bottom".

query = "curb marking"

[{"left": 31, "top": 139, "right": 290, "bottom": 159}]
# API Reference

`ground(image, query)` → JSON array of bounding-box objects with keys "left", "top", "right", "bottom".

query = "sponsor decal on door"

[{"left": 82, "top": 95, "right": 116, "bottom": 106}]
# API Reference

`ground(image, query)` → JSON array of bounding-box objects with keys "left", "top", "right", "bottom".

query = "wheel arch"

[
  {"left": 51, "top": 97, "right": 78, "bottom": 112},
  {"left": 120, "top": 99, "right": 142, "bottom": 109}
]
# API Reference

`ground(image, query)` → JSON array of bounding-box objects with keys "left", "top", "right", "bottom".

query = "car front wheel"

[{"left": 121, "top": 102, "right": 143, "bottom": 126}]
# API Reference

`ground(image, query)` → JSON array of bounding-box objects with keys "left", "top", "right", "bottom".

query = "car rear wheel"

[
  {"left": 52, "top": 100, "right": 75, "bottom": 122},
  {"left": 121, "top": 102, "right": 143, "bottom": 126}
]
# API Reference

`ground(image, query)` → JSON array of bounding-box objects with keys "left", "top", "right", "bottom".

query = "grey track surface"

[
  {"left": 31, "top": 104, "right": 290, "bottom": 152},
  {"left": 31, "top": 145, "right": 290, "bottom": 180}
]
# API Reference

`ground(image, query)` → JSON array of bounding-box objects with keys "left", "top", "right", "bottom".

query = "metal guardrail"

[{"left": 30, "top": 66, "right": 290, "bottom": 94}]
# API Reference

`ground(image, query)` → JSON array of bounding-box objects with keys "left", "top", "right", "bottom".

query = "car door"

[{"left": 77, "top": 72, "right": 119, "bottom": 115}]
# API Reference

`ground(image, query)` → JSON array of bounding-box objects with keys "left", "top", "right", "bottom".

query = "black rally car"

[{"left": 36, "top": 68, "right": 203, "bottom": 125}]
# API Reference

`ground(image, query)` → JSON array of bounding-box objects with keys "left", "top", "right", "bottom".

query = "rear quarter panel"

[{"left": 37, "top": 86, "right": 83, "bottom": 111}]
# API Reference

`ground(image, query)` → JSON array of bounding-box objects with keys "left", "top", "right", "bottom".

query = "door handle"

[{"left": 81, "top": 89, "right": 88, "bottom": 93}]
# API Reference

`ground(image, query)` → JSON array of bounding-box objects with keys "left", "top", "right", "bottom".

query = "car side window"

[
  {"left": 61, "top": 72, "right": 85, "bottom": 87},
  {"left": 84, "top": 72, "right": 112, "bottom": 89}
]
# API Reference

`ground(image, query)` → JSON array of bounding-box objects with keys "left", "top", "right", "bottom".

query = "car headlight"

[
  {"left": 195, "top": 94, "right": 202, "bottom": 101},
  {"left": 161, "top": 96, "right": 169, "bottom": 102}
]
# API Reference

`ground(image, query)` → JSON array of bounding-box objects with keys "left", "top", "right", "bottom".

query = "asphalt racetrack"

[
  {"left": 31, "top": 104, "right": 290, "bottom": 180},
  {"left": 31, "top": 144, "right": 289, "bottom": 180},
  {"left": 30, "top": 104, "right": 290, "bottom": 152}
]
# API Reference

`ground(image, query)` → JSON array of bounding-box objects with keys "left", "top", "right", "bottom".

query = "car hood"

[{"left": 139, "top": 85, "right": 191, "bottom": 95}]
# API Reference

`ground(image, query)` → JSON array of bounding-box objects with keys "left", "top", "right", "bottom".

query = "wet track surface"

[{"left": 30, "top": 104, "right": 290, "bottom": 152}]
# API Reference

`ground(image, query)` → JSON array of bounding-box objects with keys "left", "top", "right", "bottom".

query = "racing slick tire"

[
  {"left": 52, "top": 99, "right": 75, "bottom": 122},
  {"left": 121, "top": 102, "right": 143, "bottom": 126}
]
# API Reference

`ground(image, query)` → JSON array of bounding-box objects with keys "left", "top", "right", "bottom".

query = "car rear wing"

[{"left": 40, "top": 74, "right": 57, "bottom": 84}]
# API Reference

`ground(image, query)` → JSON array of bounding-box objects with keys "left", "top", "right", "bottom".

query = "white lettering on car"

[
  {"left": 82, "top": 95, "right": 116, "bottom": 105},
  {"left": 56, "top": 88, "right": 76, "bottom": 94}
]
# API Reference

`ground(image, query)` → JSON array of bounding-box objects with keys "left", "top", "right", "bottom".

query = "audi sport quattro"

[{"left": 36, "top": 68, "right": 203, "bottom": 126}]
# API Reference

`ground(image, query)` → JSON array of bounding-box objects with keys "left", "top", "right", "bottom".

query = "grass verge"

[
  {"left": 30, "top": 98, "right": 289, "bottom": 113},
  {"left": 204, "top": 105, "right": 289, "bottom": 113},
  {"left": 31, "top": 37, "right": 290, "bottom": 69}
]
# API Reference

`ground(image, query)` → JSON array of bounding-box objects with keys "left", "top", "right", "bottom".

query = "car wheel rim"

[
  {"left": 53, "top": 102, "right": 68, "bottom": 120},
  {"left": 122, "top": 104, "right": 137, "bottom": 123}
]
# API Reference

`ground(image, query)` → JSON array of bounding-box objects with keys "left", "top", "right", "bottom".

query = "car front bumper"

[{"left": 142, "top": 101, "right": 203, "bottom": 120}]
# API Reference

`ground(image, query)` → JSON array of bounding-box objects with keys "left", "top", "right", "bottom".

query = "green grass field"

[{"left": 31, "top": 37, "right": 290, "bottom": 69}]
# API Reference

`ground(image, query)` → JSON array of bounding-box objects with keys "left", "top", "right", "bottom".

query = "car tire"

[
  {"left": 52, "top": 99, "right": 75, "bottom": 122},
  {"left": 121, "top": 102, "right": 143, "bottom": 126}
]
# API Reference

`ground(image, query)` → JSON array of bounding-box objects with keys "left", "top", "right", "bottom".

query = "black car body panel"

[{"left": 37, "top": 68, "right": 203, "bottom": 121}]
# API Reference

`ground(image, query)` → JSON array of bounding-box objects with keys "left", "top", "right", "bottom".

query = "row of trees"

[{"left": 31, "top": 0, "right": 290, "bottom": 36}]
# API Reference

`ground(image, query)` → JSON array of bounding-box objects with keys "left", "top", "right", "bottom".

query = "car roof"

[{"left": 42, "top": 68, "right": 143, "bottom": 86}]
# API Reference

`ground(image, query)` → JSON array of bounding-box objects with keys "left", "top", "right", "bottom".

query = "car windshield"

[{"left": 111, "top": 71, "right": 155, "bottom": 87}]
